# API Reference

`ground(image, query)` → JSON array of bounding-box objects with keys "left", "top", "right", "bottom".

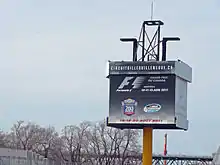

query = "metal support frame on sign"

[{"left": 120, "top": 20, "right": 180, "bottom": 62}]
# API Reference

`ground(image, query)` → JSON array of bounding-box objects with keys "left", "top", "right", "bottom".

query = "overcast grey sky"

[{"left": 0, "top": 0, "right": 219, "bottom": 156}]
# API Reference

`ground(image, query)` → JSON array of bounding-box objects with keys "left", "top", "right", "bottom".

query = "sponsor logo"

[
  {"left": 144, "top": 103, "right": 161, "bottom": 113},
  {"left": 117, "top": 76, "right": 146, "bottom": 92},
  {"left": 121, "top": 98, "right": 137, "bottom": 116}
]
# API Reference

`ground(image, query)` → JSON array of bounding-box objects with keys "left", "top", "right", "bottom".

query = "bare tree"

[
  {"left": 85, "top": 121, "right": 119, "bottom": 165},
  {"left": 33, "top": 126, "right": 59, "bottom": 158},
  {"left": 118, "top": 129, "right": 141, "bottom": 165},
  {"left": 10, "top": 121, "right": 41, "bottom": 150},
  {"left": 60, "top": 125, "right": 78, "bottom": 163},
  {"left": 105, "top": 126, "right": 140, "bottom": 165},
  {"left": 84, "top": 122, "right": 103, "bottom": 165},
  {"left": 49, "top": 135, "right": 65, "bottom": 162},
  {"left": 85, "top": 121, "right": 141, "bottom": 165},
  {"left": 0, "top": 130, "right": 9, "bottom": 148},
  {"left": 75, "top": 121, "right": 91, "bottom": 164}
]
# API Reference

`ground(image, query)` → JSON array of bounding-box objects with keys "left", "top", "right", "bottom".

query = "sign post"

[
  {"left": 143, "top": 127, "right": 153, "bottom": 165},
  {"left": 106, "top": 20, "right": 192, "bottom": 164}
]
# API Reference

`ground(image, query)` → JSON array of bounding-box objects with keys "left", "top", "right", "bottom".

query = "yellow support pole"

[{"left": 143, "top": 127, "right": 153, "bottom": 165}]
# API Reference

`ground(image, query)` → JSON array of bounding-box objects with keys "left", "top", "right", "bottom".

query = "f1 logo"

[{"left": 117, "top": 76, "right": 146, "bottom": 92}]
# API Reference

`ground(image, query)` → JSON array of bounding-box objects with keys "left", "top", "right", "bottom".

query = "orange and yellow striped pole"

[{"left": 164, "top": 133, "right": 167, "bottom": 165}]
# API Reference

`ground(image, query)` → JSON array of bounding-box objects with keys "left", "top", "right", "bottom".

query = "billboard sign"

[{"left": 107, "top": 61, "right": 192, "bottom": 129}]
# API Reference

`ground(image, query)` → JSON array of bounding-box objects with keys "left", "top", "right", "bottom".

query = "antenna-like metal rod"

[{"left": 151, "top": 1, "right": 153, "bottom": 20}]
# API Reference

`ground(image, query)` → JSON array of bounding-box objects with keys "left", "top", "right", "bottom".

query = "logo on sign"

[
  {"left": 121, "top": 98, "right": 137, "bottom": 116},
  {"left": 117, "top": 76, "right": 146, "bottom": 92},
  {"left": 143, "top": 103, "right": 161, "bottom": 113}
]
